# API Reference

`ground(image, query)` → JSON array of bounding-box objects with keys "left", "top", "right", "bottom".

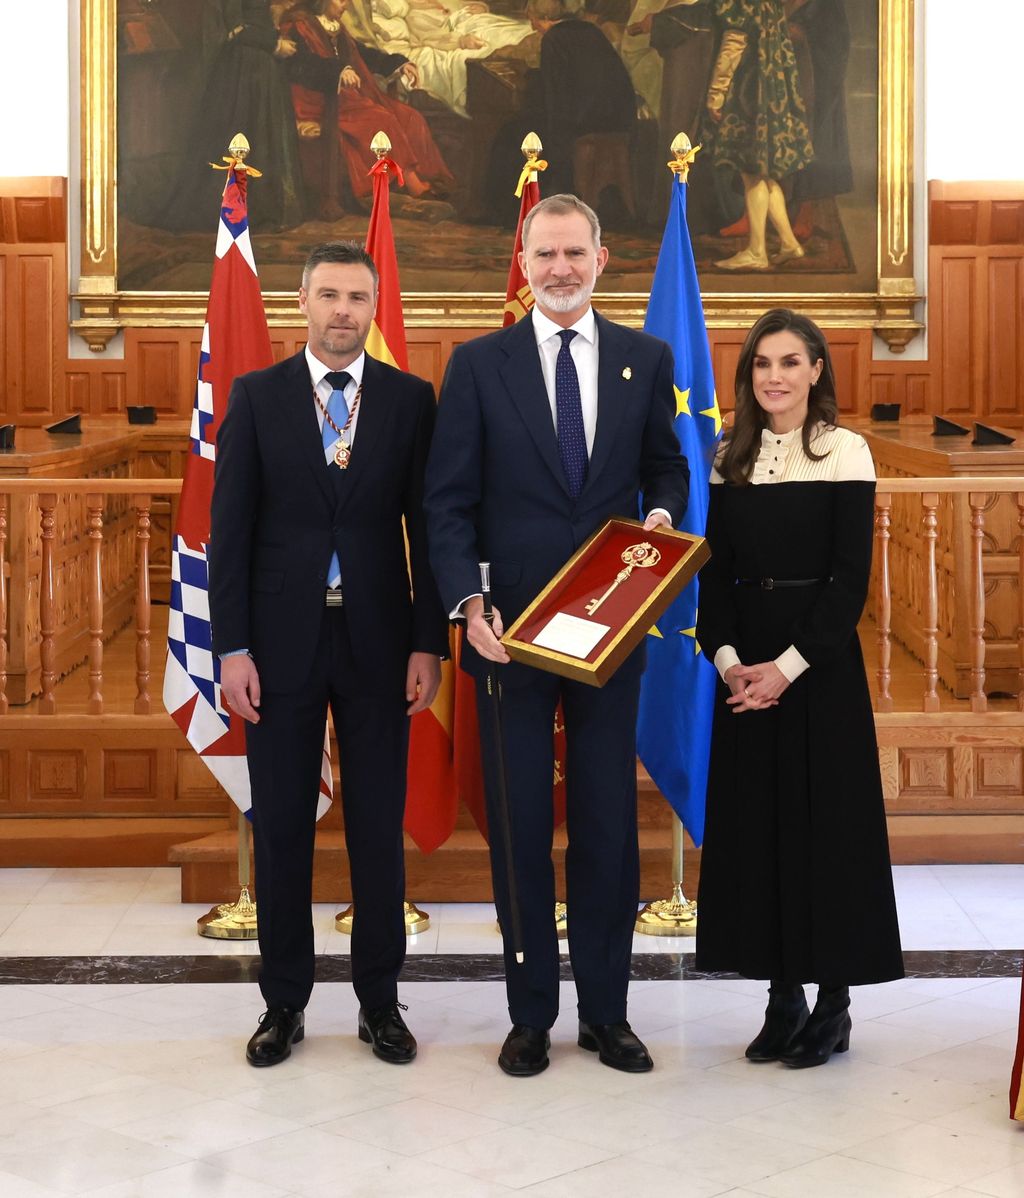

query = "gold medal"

[{"left": 334, "top": 441, "right": 352, "bottom": 469}]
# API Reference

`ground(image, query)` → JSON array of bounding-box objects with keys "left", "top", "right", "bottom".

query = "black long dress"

[{"left": 695, "top": 426, "right": 903, "bottom": 986}]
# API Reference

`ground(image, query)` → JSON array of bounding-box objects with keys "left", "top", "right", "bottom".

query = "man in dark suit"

[
  {"left": 210, "top": 241, "right": 448, "bottom": 1067},
  {"left": 424, "top": 195, "right": 689, "bottom": 1076}
]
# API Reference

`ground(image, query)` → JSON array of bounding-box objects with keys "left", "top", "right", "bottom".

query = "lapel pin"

[{"left": 622, "top": 366, "right": 632, "bottom": 380}]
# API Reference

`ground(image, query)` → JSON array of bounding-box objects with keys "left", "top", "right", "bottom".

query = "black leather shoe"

[
  {"left": 246, "top": 1006, "right": 304, "bottom": 1067},
  {"left": 746, "top": 983, "right": 809, "bottom": 1062},
  {"left": 578, "top": 1020, "right": 653, "bottom": 1072},
  {"left": 498, "top": 1024, "right": 550, "bottom": 1076},
  {"left": 358, "top": 1001, "right": 417, "bottom": 1064},
  {"left": 780, "top": 986, "right": 851, "bottom": 1069}
]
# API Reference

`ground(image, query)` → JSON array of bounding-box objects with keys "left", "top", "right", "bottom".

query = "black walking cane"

[{"left": 480, "top": 561, "right": 525, "bottom": 965}]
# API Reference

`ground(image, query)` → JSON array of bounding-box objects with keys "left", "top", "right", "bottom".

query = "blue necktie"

[
  {"left": 322, "top": 370, "right": 350, "bottom": 588},
  {"left": 555, "top": 329, "right": 587, "bottom": 498}
]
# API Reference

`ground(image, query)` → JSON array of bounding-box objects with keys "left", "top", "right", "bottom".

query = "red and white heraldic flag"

[{"left": 163, "top": 164, "right": 332, "bottom": 817}]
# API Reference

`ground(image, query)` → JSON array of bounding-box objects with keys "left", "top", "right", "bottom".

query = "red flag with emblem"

[{"left": 457, "top": 154, "right": 568, "bottom": 840}]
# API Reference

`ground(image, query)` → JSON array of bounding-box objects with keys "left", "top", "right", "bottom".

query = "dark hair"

[
  {"left": 522, "top": 193, "right": 601, "bottom": 251},
  {"left": 718, "top": 308, "right": 838, "bottom": 485},
  {"left": 302, "top": 241, "right": 379, "bottom": 292}
]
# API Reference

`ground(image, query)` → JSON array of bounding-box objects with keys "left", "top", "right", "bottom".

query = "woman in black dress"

[{"left": 696, "top": 309, "right": 903, "bottom": 1068}]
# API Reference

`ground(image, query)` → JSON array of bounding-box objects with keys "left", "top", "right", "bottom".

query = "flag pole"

[
  {"left": 198, "top": 807, "right": 259, "bottom": 939},
  {"left": 336, "top": 131, "right": 431, "bottom": 939},
  {"left": 635, "top": 815, "right": 696, "bottom": 935},
  {"left": 635, "top": 132, "right": 703, "bottom": 938}
]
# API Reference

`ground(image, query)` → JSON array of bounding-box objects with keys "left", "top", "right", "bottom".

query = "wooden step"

[
  {"left": 0, "top": 817, "right": 228, "bottom": 868},
  {"left": 169, "top": 824, "right": 702, "bottom": 904}
]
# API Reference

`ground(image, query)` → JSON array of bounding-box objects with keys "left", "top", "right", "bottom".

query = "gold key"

[{"left": 584, "top": 542, "right": 662, "bottom": 617}]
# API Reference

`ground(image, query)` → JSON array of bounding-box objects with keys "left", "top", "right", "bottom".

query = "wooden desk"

[
  {"left": 0, "top": 427, "right": 145, "bottom": 704},
  {"left": 857, "top": 419, "right": 1024, "bottom": 698}
]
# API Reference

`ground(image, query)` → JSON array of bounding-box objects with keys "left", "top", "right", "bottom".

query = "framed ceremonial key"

[{"left": 502, "top": 517, "right": 709, "bottom": 687}]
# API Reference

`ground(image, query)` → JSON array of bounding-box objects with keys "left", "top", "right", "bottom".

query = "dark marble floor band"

[{"left": 0, "top": 949, "right": 1020, "bottom": 986}]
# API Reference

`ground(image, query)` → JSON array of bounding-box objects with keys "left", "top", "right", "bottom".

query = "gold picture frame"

[
  {"left": 502, "top": 518, "right": 710, "bottom": 687},
  {"left": 74, "top": 0, "right": 918, "bottom": 353}
]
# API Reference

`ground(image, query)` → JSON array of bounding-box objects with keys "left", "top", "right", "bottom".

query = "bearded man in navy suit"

[
  {"left": 210, "top": 241, "right": 448, "bottom": 1068},
  {"left": 425, "top": 195, "right": 689, "bottom": 1076}
]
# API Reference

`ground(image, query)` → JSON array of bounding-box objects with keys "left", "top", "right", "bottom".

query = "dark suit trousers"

[
  {"left": 475, "top": 660, "right": 642, "bottom": 1029},
  {"left": 246, "top": 605, "right": 409, "bottom": 1012}
]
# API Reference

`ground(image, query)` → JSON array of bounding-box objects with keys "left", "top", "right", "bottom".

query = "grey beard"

[{"left": 535, "top": 279, "right": 594, "bottom": 313}]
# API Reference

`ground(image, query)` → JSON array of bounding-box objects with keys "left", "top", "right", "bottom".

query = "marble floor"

[{"left": 0, "top": 865, "right": 1020, "bottom": 1197}]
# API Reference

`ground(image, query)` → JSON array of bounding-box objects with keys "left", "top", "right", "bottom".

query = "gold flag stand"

[
  {"left": 335, "top": 902, "right": 431, "bottom": 936},
  {"left": 198, "top": 808, "right": 259, "bottom": 939},
  {"left": 635, "top": 816, "right": 697, "bottom": 935}
]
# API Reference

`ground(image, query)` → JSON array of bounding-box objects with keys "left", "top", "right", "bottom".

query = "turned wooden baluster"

[
  {"left": 0, "top": 494, "right": 7, "bottom": 715},
  {"left": 86, "top": 494, "right": 104, "bottom": 714},
  {"left": 39, "top": 493, "right": 58, "bottom": 714},
  {"left": 874, "top": 492, "right": 894, "bottom": 712},
  {"left": 968, "top": 493, "right": 988, "bottom": 712},
  {"left": 134, "top": 497, "right": 152, "bottom": 715},
  {"left": 1018, "top": 492, "right": 1024, "bottom": 713},
  {"left": 921, "top": 492, "right": 940, "bottom": 712}
]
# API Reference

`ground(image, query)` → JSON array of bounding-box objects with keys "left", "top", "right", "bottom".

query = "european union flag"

[{"left": 637, "top": 174, "right": 722, "bottom": 846}]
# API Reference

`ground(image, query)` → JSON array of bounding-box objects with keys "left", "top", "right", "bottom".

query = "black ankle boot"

[
  {"left": 745, "top": 982, "right": 809, "bottom": 1062},
  {"left": 780, "top": 984, "right": 851, "bottom": 1069}
]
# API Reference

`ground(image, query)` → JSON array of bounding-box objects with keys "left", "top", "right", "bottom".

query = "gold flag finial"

[
  {"left": 668, "top": 132, "right": 700, "bottom": 183},
  {"left": 211, "top": 131, "right": 262, "bottom": 175},
  {"left": 520, "top": 131, "right": 543, "bottom": 162},
  {"left": 515, "top": 132, "right": 548, "bottom": 198},
  {"left": 371, "top": 131, "right": 393, "bottom": 159}
]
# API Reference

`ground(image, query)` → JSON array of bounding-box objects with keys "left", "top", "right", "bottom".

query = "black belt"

[
  {"left": 325, "top": 589, "right": 344, "bottom": 607},
  {"left": 736, "top": 577, "right": 829, "bottom": 591}
]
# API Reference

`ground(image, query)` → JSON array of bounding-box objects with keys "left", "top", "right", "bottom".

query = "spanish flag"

[{"left": 364, "top": 150, "right": 457, "bottom": 853}]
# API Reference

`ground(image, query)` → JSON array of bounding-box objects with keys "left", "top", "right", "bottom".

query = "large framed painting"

[{"left": 75, "top": 0, "right": 917, "bottom": 351}]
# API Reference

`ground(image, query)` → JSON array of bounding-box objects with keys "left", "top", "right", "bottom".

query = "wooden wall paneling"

[
  {"left": 989, "top": 201, "right": 1024, "bottom": 245},
  {"left": 131, "top": 336, "right": 181, "bottom": 413},
  {"left": 937, "top": 250, "right": 978, "bottom": 416},
  {"left": 986, "top": 253, "right": 1023, "bottom": 419}
]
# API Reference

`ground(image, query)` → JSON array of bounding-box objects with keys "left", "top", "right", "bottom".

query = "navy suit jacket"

[
  {"left": 209, "top": 349, "right": 448, "bottom": 695},
  {"left": 424, "top": 310, "right": 689, "bottom": 685}
]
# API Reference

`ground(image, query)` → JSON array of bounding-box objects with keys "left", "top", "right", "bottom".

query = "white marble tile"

[
  {"left": 428, "top": 1069, "right": 595, "bottom": 1126},
  {"left": 902, "top": 1041, "right": 1014, "bottom": 1087},
  {"left": 726, "top": 1092, "right": 917, "bottom": 1152},
  {"left": 0, "top": 1129, "right": 189, "bottom": 1195},
  {"left": 522, "top": 1155, "right": 730, "bottom": 1197},
  {"left": 842, "top": 1122, "right": 1023, "bottom": 1186},
  {"left": 233, "top": 1066, "right": 403, "bottom": 1124},
  {"left": 741, "top": 1153, "right": 949, "bottom": 1197},
  {"left": 0, "top": 1169, "right": 66, "bottom": 1197},
  {"left": 638, "top": 1118, "right": 827, "bottom": 1188},
  {"left": 322, "top": 1095, "right": 508, "bottom": 1157},
  {"left": 118, "top": 1097, "right": 302, "bottom": 1159},
  {"left": 928, "top": 1095, "right": 1024, "bottom": 1142},
  {"left": 46, "top": 1076, "right": 212, "bottom": 1132},
  {"left": 0, "top": 869, "right": 56, "bottom": 903},
  {"left": 307, "top": 1157, "right": 515, "bottom": 1197},
  {"left": 81, "top": 1161, "right": 292, "bottom": 1197},
  {"left": 204, "top": 1125, "right": 405, "bottom": 1193},
  {"left": 418, "top": 1126, "right": 616, "bottom": 1190},
  {"left": 961, "top": 1157, "right": 1024, "bottom": 1197}
]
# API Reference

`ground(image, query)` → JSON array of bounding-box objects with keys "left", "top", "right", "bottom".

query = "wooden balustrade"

[
  {"left": 0, "top": 476, "right": 1020, "bottom": 720},
  {"left": 873, "top": 478, "right": 1024, "bottom": 714},
  {"left": 0, "top": 479, "right": 182, "bottom": 716}
]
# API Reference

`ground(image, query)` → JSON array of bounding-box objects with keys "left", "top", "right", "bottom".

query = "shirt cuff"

[
  {"left": 647, "top": 507, "right": 673, "bottom": 526},
  {"left": 713, "top": 644, "right": 741, "bottom": 681},
  {"left": 775, "top": 644, "right": 810, "bottom": 682},
  {"left": 450, "top": 592, "right": 481, "bottom": 621},
  {"left": 219, "top": 649, "right": 250, "bottom": 660}
]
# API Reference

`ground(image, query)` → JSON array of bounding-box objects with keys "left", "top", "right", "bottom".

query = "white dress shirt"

[{"left": 306, "top": 344, "right": 365, "bottom": 458}]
